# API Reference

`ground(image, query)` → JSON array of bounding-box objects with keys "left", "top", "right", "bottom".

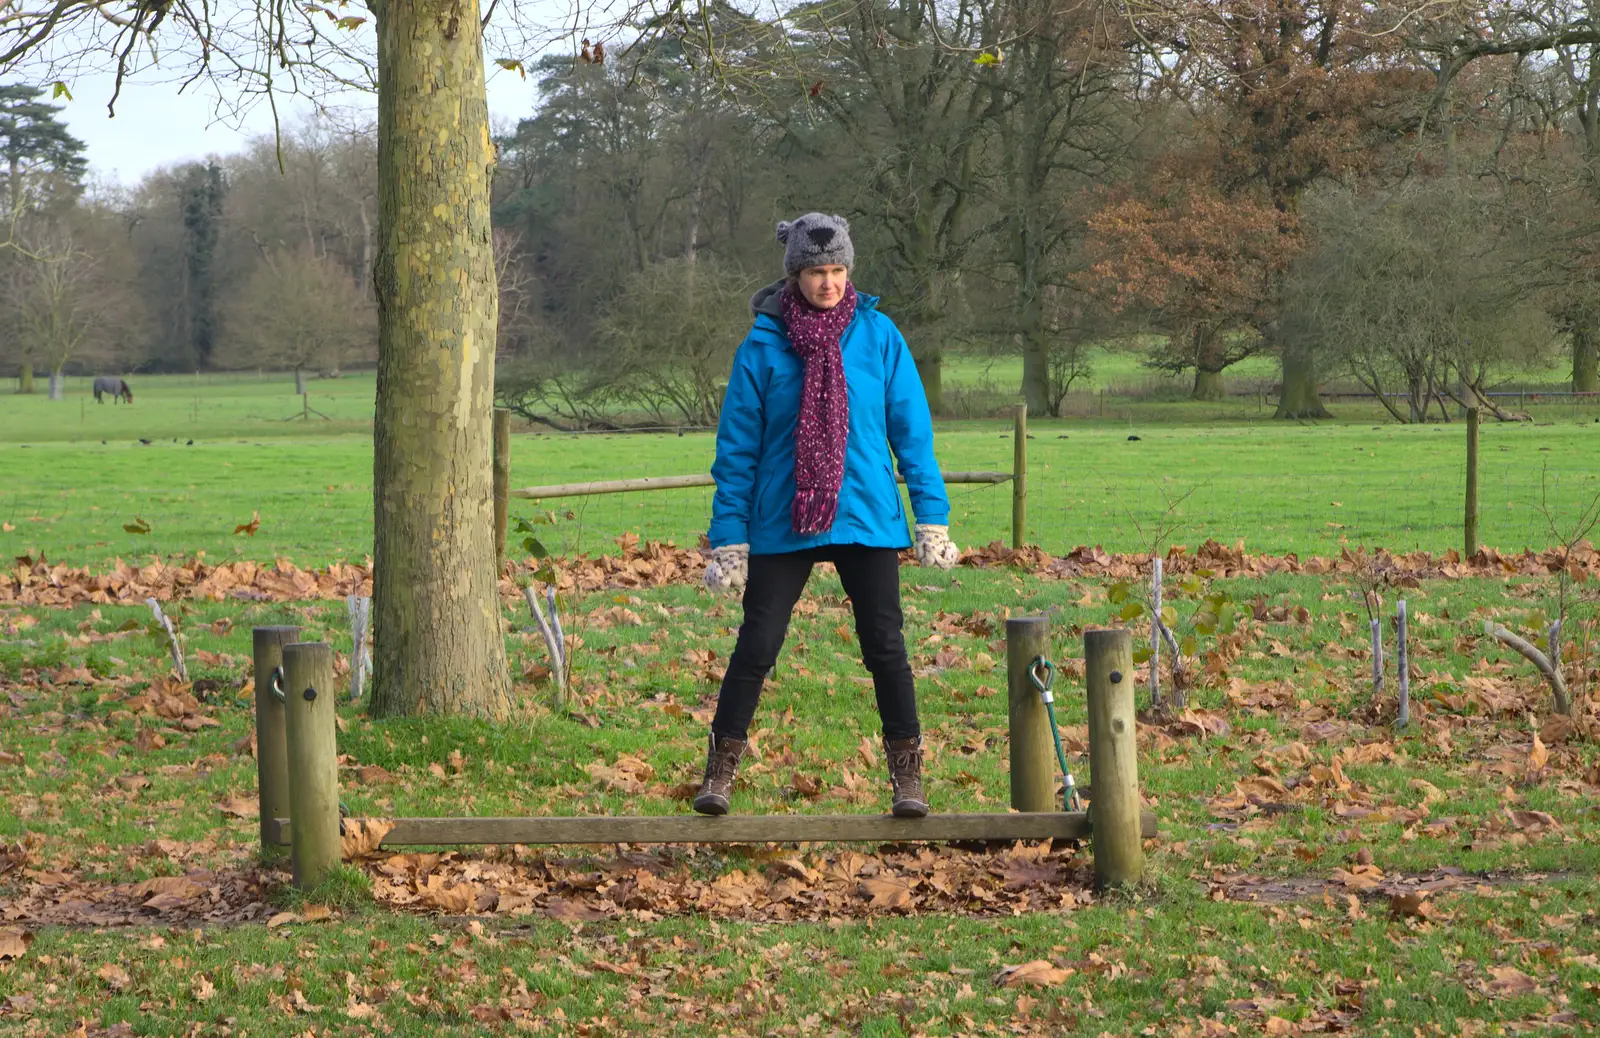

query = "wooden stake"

[
  {"left": 1396, "top": 600, "right": 1410, "bottom": 729},
  {"left": 493, "top": 408, "right": 510, "bottom": 560},
  {"left": 1012, "top": 404, "right": 1028, "bottom": 549},
  {"left": 1465, "top": 406, "right": 1479, "bottom": 558},
  {"left": 1084, "top": 627, "right": 1143, "bottom": 888},
  {"left": 252, "top": 625, "right": 300, "bottom": 862},
  {"left": 282, "top": 641, "right": 340, "bottom": 889},
  {"left": 1006, "top": 615, "right": 1055, "bottom": 813}
]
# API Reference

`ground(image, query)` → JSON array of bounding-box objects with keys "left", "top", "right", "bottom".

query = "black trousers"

[{"left": 710, "top": 545, "right": 920, "bottom": 742}]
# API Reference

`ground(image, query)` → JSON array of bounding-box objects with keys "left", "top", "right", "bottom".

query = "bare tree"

[
  {"left": 219, "top": 246, "right": 375, "bottom": 376},
  {"left": 1, "top": 223, "right": 127, "bottom": 397},
  {"left": 1281, "top": 178, "right": 1556, "bottom": 423}
]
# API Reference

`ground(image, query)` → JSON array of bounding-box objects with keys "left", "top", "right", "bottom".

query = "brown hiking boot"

[
  {"left": 692, "top": 732, "right": 748, "bottom": 816},
  {"left": 884, "top": 736, "right": 929, "bottom": 818}
]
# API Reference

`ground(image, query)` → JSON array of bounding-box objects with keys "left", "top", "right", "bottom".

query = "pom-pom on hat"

[{"left": 776, "top": 212, "right": 854, "bottom": 276}]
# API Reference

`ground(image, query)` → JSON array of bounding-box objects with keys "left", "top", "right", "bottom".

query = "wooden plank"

[
  {"left": 509, "top": 471, "right": 1012, "bottom": 501},
  {"left": 269, "top": 810, "right": 1156, "bottom": 847}
]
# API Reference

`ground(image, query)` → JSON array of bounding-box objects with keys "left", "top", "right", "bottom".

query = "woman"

[{"left": 696, "top": 212, "right": 960, "bottom": 819}]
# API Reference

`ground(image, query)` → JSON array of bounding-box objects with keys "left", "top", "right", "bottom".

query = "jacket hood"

[
  {"left": 749, "top": 279, "right": 881, "bottom": 321},
  {"left": 750, "top": 279, "right": 786, "bottom": 318}
]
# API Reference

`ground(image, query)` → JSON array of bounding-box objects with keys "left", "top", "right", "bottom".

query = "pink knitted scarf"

[{"left": 781, "top": 282, "right": 857, "bottom": 534}]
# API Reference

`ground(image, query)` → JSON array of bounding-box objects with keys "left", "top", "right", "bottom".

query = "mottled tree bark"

[
  {"left": 17, "top": 363, "right": 32, "bottom": 393},
  {"left": 369, "top": 0, "right": 513, "bottom": 719},
  {"left": 1274, "top": 341, "right": 1331, "bottom": 418}
]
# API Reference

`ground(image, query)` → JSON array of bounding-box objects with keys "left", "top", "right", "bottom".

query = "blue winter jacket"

[{"left": 708, "top": 281, "right": 950, "bottom": 555}]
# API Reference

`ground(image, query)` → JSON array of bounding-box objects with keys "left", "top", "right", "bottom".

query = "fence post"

[
  {"left": 252, "top": 625, "right": 300, "bottom": 861},
  {"left": 1006, "top": 615, "right": 1055, "bottom": 813},
  {"left": 283, "top": 641, "right": 340, "bottom": 889},
  {"left": 493, "top": 408, "right": 511, "bottom": 561},
  {"left": 1084, "top": 628, "right": 1143, "bottom": 888},
  {"left": 1465, "top": 406, "right": 1479, "bottom": 558},
  {"left": 1011, "top": 403, "right": 1028, "bottom": 550}
]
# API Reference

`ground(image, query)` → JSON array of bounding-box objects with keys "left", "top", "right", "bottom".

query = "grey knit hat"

[{"left": 777, "top": 213, "right": 854, "bottom": 276}]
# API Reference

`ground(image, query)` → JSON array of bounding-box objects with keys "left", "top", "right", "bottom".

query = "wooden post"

[
  {"left": 493, "top": 408, "right": 511, "bottom": 560},
  {"left": 1464, "top": 406, "right": 1479, "bottom": 558},
  {"left": 282, "top": 641, "right": 340, "bottom": 889},
  {"left": 252, "top": 626, "right": 300, "bottom": 862},
  {"left": 1006, "top": 615, "right": 1055, "bottom": 813},
  {"left": 1011, "top": 404, "right": 1028, "bottom": 550},
  {"left": 1084, "top": 628, "right": 1143, "bottom": 888}
]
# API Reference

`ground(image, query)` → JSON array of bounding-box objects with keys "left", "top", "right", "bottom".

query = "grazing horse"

[{"left": 92, "top": 377, "right": 133, "bottom": 404}]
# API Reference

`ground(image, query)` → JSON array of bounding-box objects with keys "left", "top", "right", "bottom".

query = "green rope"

[{"left": 1028, "top": 656, "right": 1083, "bottom": 812}]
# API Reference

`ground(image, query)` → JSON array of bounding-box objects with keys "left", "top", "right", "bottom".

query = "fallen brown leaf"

[
  {"left": 993, "top": 960, "right": 1074, "bottom": 987},
  {"left": 1388, "top": 892, "right": 1435, "bottom": 921},
  {"left": 1486, "top": 965, "right": 1537, "bottom": 996},
  {"left": 215, "top": 795, "right": 257, "bottom": 818},
  {"left": 341, "top": 819, "right": 395, "bottom": 861},
  {"left": 0, "top": 928, "right": 30, "bottom": 961},
  {"left": 97, "top": 962, "right": 131, "bottom": 990},
  {"left": 858, "top": 876, "right": 913, "bottom": 910}
]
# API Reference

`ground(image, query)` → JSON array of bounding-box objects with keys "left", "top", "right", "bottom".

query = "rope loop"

[{"left": 1028, "top": 655, "right": 1055, "bottom": 695}]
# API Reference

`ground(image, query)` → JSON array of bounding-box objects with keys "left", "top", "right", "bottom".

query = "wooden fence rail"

[{"left": 493, "top": 407, "right": 1031, "bottom": 554}]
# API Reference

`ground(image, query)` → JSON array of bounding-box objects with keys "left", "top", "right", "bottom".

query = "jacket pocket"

[
  {"left": 754, "top": 467, "right": 786, "bottom": 533},
  {"left": 880, "top": 462, "right": 906, "bottom": 527}
]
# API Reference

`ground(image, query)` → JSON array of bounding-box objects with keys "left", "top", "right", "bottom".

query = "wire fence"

[
  {"left": 7, "top": 424, "right": 1599, "bottom": 567},
  {"left": 513, "top": 461, "right": 1600, "bottom": 559}
]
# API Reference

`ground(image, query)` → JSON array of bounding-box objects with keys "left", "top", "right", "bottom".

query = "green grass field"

[
  {"left": 2, "top": 565, "right": 1598, "bottom": 1033},
  {"left": 3, "top": 370, "right": 1599, "bottom": 1036},
  {"left": 4, "top": 373, "right": 1599, "bottom": 568}
]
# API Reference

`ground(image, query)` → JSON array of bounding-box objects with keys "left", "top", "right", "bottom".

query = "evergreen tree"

[
  {"left": 0, "top": 84, "right": 87, "bottom": 216},
  {"left": 0, "top": 83, "right": 87, "bottom": 392},
  {"left": 178, "top": 161, "right": 226, "bottom": 369}
]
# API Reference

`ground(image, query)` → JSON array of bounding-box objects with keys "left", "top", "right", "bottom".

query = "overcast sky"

[{"left": 50, "top": 65, "right": 544, "bottom": 186}]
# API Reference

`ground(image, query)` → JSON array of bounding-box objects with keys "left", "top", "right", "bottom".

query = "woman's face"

[{"left": 797, "top": 265, "right": 849, "bottom": 310}]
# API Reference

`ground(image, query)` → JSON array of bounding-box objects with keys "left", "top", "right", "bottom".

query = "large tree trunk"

[
  {"left": 1191, "top": 327, "right": 1226, "bottom": 401},
  {"left": 369, "top": 0, "right": 513, "bottom": 720},
  {"left": 1192, "top": 368, "right": 1225, "bottom": 400},
  {"left": 1574, "top": 322, "right": 1598, "bottom": 394},
  {"left": 17, "top": 362, "right": 33, "bottom": 393},
  {"left": 1274, "top": 341, "right": 1331, "bottom": 419},
  {"left": 1021, "top": 328, "right": 1050, "bottom": 417},
  {"left": 48, "top": 367, "right": 63, "bottom": 400}
]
